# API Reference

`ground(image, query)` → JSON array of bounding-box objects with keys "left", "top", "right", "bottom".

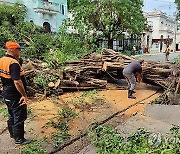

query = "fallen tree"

[{"left": 24, "top": 48, "right": 180, "bottom": 104}]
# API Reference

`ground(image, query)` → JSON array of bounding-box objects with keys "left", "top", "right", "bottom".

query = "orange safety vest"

[{"left": 0, "top": 56, "right": 24, "bottom": 79}]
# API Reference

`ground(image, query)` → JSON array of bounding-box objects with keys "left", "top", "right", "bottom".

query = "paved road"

[{"left": 134, "top": 52, "right": 180, "bottom": 62}]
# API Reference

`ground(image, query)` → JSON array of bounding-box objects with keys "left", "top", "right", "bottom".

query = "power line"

[
  {"left": 154, "top": 0, "right": 175, "bottom": 3},
  {"left": 143, "top": 0, "right": 176, "bottom": 16}
]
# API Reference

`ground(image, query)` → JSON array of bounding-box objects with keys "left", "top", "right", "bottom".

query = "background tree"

[
  {"left": 0, "top": 3, "right": 27, "bottom": 46},
  {"left": 175, "top": 0, "right": 180, "bottom": 20},
  {"left": 0, "top": 3, "right": 54, "bottom": 59},
  {"left": 0, "top": 3, "right": 92, "bottom": 62},
  {"left": 67, "top": 0, "right": 146, "bottom": 49},
  {"left": 67, "top": 0, "right": 79, "bottom": 10}
]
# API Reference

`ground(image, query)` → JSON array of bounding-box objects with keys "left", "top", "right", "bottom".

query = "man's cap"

[{"left": 5, "top": 41, "right": 24, "bottom": 49}]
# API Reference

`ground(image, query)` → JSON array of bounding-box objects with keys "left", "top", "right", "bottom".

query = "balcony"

[
  {"left": 34, "top": 1, "right": 60, "bottom": 14},
  {"left": 160, "top": 27, "right": 174, "bottom": 33}
]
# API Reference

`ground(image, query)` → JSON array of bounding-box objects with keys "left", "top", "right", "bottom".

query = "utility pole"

[
  {"left": 174, "top": 5, "right": 177, "bottom": 52},
  {"left": 158, "top": 0, "right": 177, "bottom": 52},
  {"left": 174, "top": 21, "right": 177, "bottom": 52}
]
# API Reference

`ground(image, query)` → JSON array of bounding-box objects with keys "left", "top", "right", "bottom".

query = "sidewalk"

[
  {"left": 78, "top": 91, "right": 160, "bottom": 154},
  {"left": 134, "top": 51, "right": 180, "bottom": 57},
  {"left": 132, "top": 52, "right": 180, "bottom": 62},
  {"left": 79, "top": 104, "right": 180, "bottom": 154},
  {"left": 134, "top": 52, "right": 164, "bottom": 57}
]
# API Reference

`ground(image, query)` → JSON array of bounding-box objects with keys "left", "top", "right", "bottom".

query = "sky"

[{"left": 143, "top": 0, "right": 176, "bottom": 17}]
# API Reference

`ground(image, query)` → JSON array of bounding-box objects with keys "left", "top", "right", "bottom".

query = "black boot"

[
  {"left": 15, "top": 138, "right": 31, "bottom": 145},
  {"left": 13, "top": 104, "right": 30, "bottom": 145},
  {"left": 13, "top": 124, "right": 31, "bottom": 145},
  {"left": 128, "top": 90, "right": 136, "bottom": 99}
]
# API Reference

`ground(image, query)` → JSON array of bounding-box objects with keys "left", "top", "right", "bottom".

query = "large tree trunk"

[
  {"left": 107, "top": 32, "right": 113, "bottom": 49},
  {"left": 108, "top": 38, "right": 113, "bottom": 49}
]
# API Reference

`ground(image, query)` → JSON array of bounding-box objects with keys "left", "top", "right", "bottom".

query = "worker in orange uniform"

[{"left": 0, "top": 41, "right": 31, "bottom": 145}]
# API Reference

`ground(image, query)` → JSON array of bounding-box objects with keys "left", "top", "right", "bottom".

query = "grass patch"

[
  {"left": 44, "top": 105, "right": 78, "bottom": 131},
  {"left": 150, "top": 95, "right": 164, "bottom": 104},
  {"left": 33, "top": 73, "right": 57, "bottom": 91},
  {"left": 82, "top": 89, "right": 99, "bottom": 100},
  {"left": 20, "top": 140, "right": 47, "bottom": 154},
  {"left": 51, "top": 132, "right": 71, "bottom": 148},
  {"left": 27, "top": 108, "right": 37, "bottom": 121},
  {"left": 172, "top": 55, "right": 180, "bottom": 64},
  {"left": 0, "top": 106, "right": 8, "bottom": 117},
  {"left": 88, "top": 125, "right": 180, "bottom": 154},
  {"left": 45, "top": 120, "right": 69, "bottom": 131},
  {"left": 58, "top": 106, "right": 78, "bottom": 119}
]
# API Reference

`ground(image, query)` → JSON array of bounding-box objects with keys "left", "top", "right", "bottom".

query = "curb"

[{"left": 133, "top": 52, "right": 180, "bottom": 58}]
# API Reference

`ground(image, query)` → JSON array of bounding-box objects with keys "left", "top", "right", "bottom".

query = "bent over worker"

[
  {"left": 123, "top": 60, "right": 144, "bottom": 99},
  {"left": 0, "top": 41, "right": 31, "bottom": 145}
]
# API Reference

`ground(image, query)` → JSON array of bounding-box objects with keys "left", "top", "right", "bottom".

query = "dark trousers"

[{"left": 3, "top": 98, "right": 27, "bottom": 141}]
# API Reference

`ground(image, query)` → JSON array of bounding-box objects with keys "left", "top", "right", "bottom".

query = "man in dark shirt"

[
  {"left": 0, "top": 41, "right": 31, "bottom": 145},
  {"left": 123, "top": 60, "right": 144, "bottom": 99}
]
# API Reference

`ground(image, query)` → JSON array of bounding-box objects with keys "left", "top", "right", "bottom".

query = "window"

[
  {"left": 60, "top": 4, "right": 65, "bottom": 15},
  {"left": 62, "top": 5, "right": 64, "bottom": 15},
  {"left": 148, "top": 21, "right": 153, "bottom": 27}
]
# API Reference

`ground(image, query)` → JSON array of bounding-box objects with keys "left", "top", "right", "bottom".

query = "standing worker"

[
  {"left": 131, "top": 45, "right": 136, "bottom": 56},
  {"left": 0, "top": 41, "right": 31, "bottom": 145},
  {"left": 123, "top": 60, "right": 144, "bottom": 99},
  {"left": 165, "top": 45, "right": 170, "bottom": 61}
]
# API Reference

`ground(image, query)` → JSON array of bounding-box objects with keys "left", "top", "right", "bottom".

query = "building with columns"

[
  {"left": 0, "top": 0, "right": 68, "bottom": 32},
  {"left": 141, "top": 25, "right": 153, "bottom": 53},
  {"left": 144, "top": 10, "right": 178, "bottom": 53}
]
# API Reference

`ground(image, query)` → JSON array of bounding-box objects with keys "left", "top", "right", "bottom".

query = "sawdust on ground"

[
  {"left": 0, "top": 83, "right": 160, "bottom": 153},
  {"left": 26, "top": 83, "right": 160, "bottom": 139}
]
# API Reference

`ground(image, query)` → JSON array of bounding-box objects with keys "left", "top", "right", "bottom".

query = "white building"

[{"left": 144, "top": 10, "right": 177, "bottom": 53}]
